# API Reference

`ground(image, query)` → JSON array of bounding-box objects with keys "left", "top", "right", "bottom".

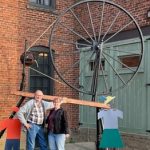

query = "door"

[{"left": 79, "top": 38, "right": 147, "bottom": 134}]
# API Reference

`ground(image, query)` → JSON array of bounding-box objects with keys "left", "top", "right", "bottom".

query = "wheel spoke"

[
  {"left": 98, "top": 1, "right": 105, "bottom": 42},
  {"left": 61, "top": 51, "right": 95, "bottom": 92},
  {"left": 103, "top": 20, "right": 134, "bottom": 44},
  {"left": 101, "top": 11, "right": 121, "bottom": 41},
  {"left": 52, "top": 37, "right": 91, "bottom": 48},
  {"left": 102, "top": 54, "right": 127, "bottom": 85},
  {"left": 61, "top": 48, "right": 95, "bottom": 79},
  {"left": 87, "top": 2, "right": 97, "bottom": 41},
  {"left": 103, "top": 51, "right": 136, "bottom": 72},
  {"left": 29, "top": 67, "right": 66, "bottom": 86},
  {"left": 54, "top": 48, "right": 93, "bottom": 58},
  {"left": 59, "top": 21, "right": 92, "bottom": 44},
  {"left": 69, "top": 8, "right": 94, "bottom": 42}
]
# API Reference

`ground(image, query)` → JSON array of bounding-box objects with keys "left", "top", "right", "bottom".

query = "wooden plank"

[{"left": 11, "top": 91, "right": 110, "bottom": 109}]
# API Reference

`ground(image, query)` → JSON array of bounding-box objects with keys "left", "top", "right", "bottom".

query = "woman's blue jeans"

[
  {"left": 48, "top": 132, "right": 65, "bottom": 150},
  {"left": 26, "top": 123, "right": 48, "bottom": 150}
]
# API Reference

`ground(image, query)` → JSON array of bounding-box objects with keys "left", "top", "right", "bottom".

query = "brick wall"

[
  {"left": 0, "top": 0, "right": 77, "bottom": 148},
  {"left": 0, "top": 0, "right": 77, "bottom": 120}
]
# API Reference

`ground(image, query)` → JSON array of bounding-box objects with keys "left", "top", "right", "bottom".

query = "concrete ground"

[{"left": 66, "top": 142, "right": 96, "bottom": 150}]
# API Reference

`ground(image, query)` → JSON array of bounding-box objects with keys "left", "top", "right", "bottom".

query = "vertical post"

[{"left": 90, "top": 43, "right": 103, "bottom": 150}]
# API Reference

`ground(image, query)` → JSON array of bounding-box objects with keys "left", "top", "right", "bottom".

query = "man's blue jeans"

[
  {"left": 26, "top": 123, "right": 48, "bottom": 150},
  {"left": 48, "top": 132, "right": 65, "bottom": 150}
]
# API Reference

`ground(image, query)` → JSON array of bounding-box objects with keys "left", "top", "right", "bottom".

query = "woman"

[{"left": 46, "top": 97, "right": 69, "bottom": 150}]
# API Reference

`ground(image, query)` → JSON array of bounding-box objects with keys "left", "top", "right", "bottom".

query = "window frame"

[
  {"left": 28, "top": 45, "right": 54, "bottom": 95},
  {"left": 119, "top": 54, "right": 141, "bottom": 68},
  {"left": 28, "top": 0, "right": 56, "bottom": 12}
]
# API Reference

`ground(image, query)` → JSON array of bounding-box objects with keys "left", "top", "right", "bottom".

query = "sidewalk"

[{"left": 66, "top": 142, "right": 95, "bottom": 150}]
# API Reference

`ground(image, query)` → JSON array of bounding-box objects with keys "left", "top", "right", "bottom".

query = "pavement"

[{"left": 65, "top": 142, "right": 96, "bottom": 150}]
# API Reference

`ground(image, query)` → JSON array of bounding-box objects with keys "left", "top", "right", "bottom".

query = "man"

[{"left": 17, "top": 90, "right": 54, "bottom": 150}]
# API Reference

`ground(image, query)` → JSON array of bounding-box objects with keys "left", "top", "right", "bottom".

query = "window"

[
  {"left": 29, "top": 46, "right": 54, "bottom": 95},
  {"left": 119, "top": 55, "right": 141, "bottom": 68},
  {"left": 89, "top": 59, "right": 105, "bottom": 71},
  {"left": 29, "top": 0, "right": 56, "bottom": 10}
]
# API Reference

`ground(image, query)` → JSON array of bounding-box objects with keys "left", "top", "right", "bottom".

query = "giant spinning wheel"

[
  {"left": 49, "top": 0, "right": 144, "bottom": 96},
  {"left": 48, "top": 0, "right": 144, "bottom": 149}
]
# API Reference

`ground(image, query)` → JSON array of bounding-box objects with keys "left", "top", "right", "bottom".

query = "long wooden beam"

[{"left": 11, "top": 91, "right": 110, "bottom": 109}]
